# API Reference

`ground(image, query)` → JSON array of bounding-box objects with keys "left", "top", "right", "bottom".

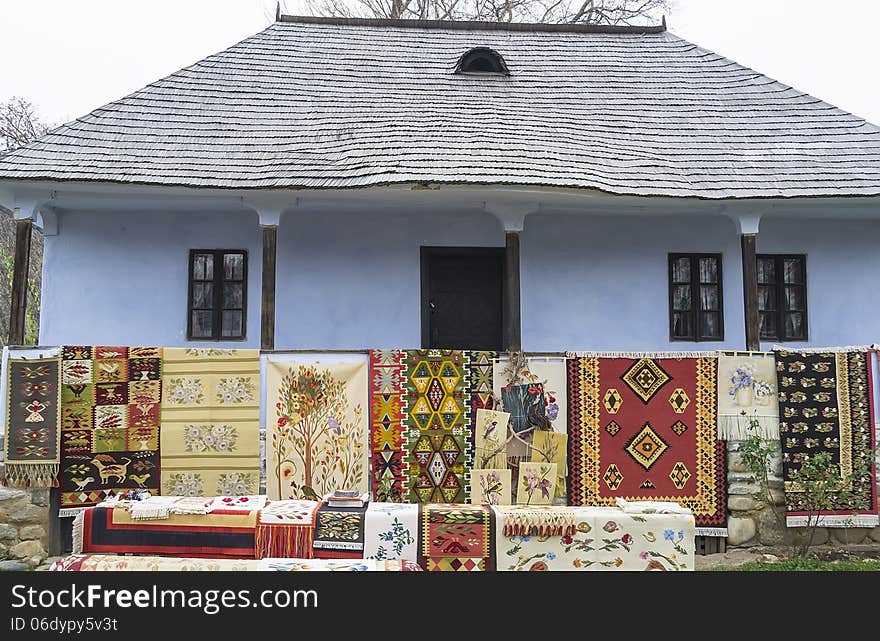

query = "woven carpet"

[
  {"left": 567, "top": 356, "right": 727, "bottom": 535},
  {"left": 775, "top": 349, "right": 878, "bottom": 527},
  {"left": 265, "top": 356, "right": 368, "bottom": 501},
  {"left": 368, "top": 349, "right": 496, "bottom": 503},
  {"left": 254, "top": 499, "right": 319, "bottom": 559},
  {"left": 418, "top": 503, "right": 495, "bottom": 571},
  {"left": 59, "top": 346, "right": 162, "bottom": 513},
  {"left": 3, "top": 353, "right": 61, "bottom": 487},
  {"left": 312, "top": 502, "right": 368, "bottom": 559},
  {"left": 160, "top": 348, "right": 260, "bottom": 497}
]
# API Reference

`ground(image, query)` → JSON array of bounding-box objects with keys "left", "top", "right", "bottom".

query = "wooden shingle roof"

[{"left": 1, "top": 15, "right": 879, "bottom": 198}]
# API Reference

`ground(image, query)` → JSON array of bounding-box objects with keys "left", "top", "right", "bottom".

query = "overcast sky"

[{"left": 1, "top": 0, "right": 878, "bottom": 127}]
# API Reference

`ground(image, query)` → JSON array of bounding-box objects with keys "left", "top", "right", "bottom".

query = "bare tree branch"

[
  {"left": 0, "top": 97, "right": 51, "bottom": 152},
  {"left": 301, "top": 0, "right": 668, "bottom": 24}
]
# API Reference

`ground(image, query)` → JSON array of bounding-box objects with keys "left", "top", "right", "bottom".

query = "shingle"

[{"left": 0, "top": 17, "right": 878, "bottom": 198}]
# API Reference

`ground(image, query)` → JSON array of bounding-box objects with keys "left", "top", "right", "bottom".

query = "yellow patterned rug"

[{"left": 160, "top": 348, "right": 260, "bottom": 496}]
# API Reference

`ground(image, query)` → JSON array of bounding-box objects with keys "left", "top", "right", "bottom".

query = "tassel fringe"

[
  {"left": 566, "top": 351, "right": 716, "bottom": 359},
  {"left": 58, "top": 507, "right": 87, "bottom": 518},
  {"left": 500, "top": 508, "right": 578, "bottom": 537},
  {"left": 786, "top": 514, "right": 880, "bottom": 528},
  {"left": 255, "top": 524, "right": 314, "bottom": 560},
  {"left": 695, "top": 527, "right": 728, "bottom": 537},
  {"left": 771, "top": 344, "right": 876, "bottom": 354},
  {"left": 72, "top": 511, "right": 84, "bottom": 554},
  {"left": 1, "top": 463, "right": 59, "bottom": 488},
  {"left": 717, "top": 416, "right": 780, "bottom": 441}
]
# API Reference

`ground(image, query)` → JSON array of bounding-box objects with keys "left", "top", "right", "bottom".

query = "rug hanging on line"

[
  {"left": 160, "top": 348, "right": 259, "bottom": 497},
  {"left": 418, "top": 503, "right": 495, "bottom": 571},
  {"left": 59, "top": 346, "right": 162, "bottom": 513},
  {"left": 265, "top": 355, "right": 369, "bottom": 501},
  {"left": 567, "top": 356, "right": 727, "bottom": 535},
  {"left": 774, "top": 349, "right": 878, "bottom": 527},
  {"left": 716, "top": 354, "right": 779, "bottom": 440},
  {"left": 368, "top": 349, "right": 496, "bottom": 503},
  {"left": 3, "top": 351, "right": 61, "bottom": 487}
]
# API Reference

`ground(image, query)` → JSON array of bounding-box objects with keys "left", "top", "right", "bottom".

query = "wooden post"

[
  {"left": 261, "top": 225, "right": 277, "bottom": 350},
  {"left": 503, "top": 231, "right": 521, "bottom": 352},
  {"left": 8, "top": 217, "right": 32, "bottom": 345},
  {"left": 741, "top": 233, "right": 760, "bottom": 351}
]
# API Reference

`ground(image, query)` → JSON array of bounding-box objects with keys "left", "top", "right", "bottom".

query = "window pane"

[
  {"left": 758, "top": 286, "right": 776, "bottom": 312},
  {"left": 191, "top": 282, "right": 213, "bottom": 309},
  {"left": 783, "top": 258, "right": 803, "bottom": 284},
  {"left": 784, "top": 286, "right": 805, "bottom": 311},
  {"left": 192, "top": 254, "right": 213, "bottom": 281},
  {"left": 785, "top": 312, "right": 805, "bottom": 339},
  {"left": 699, "top": 257, "right": 717, "bottom": 283},
  {"left": 224, "top": 253, "right": 244, "bottom": 281},
  {"left": 191, "top": 310, "right": 213, "bottom": 338},
  {"left": 671, "top": 257, "right": 691, "bottom": 283},
  {"left": 701, "top": 312, "right": 721, "bottom": 339},
  {"left": 700, "top": 285, "right": 719, "bottom": 311},
  {"left": 221, "top": 310, "right": 243, "bottom": 338},
  {"left": 672, "top": 311, "right": 692, "bottom": 338},
  {"left": 759, "top": 312, "right": 777, "bottom": 339},
  {"left": 672, "top": 285, "right": 691, "bottom": 311},
  {"left": 223, "top": 282, "right": 243, "bottom": 309},
  {"left": 757, "top": 258, "right": 775, "bottom": 285}
]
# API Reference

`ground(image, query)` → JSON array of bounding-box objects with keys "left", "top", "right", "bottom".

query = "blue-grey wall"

[
  {"left": 39, "top": 209, "right": 880, "bottom": 353},
  {"left": 40, "top": 210, "right": 262, "bottom": 347}
]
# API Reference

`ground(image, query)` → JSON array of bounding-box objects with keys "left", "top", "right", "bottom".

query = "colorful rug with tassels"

[
  {"left": 418, "top": 504, "right": 495, "bottom": 571},
  {"left": 254, "top": 499, "right": 319, "bottom": 560},
  {"left": 3, "top": 351, "right": 61, "bottom": 488},
  {"left": 774, "top": 348, "right": 878, "bottom": 527},
  {"left": 567, "top": 354, "right": 727, "bottom": 535},
  {"left": 312, "top": 502, "right": 368, "bottom": 559},
  {"left": 368, "top": 350, "right": 495, "bottom": 503}
]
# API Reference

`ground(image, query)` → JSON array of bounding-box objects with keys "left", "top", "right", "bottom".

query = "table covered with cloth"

[{"left": 49, "top": 555, "right": 422, "bottom": 572}]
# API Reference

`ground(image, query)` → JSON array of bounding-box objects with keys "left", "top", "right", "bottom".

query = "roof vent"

[{"left": 455, "top": 47, "right": 509, "bottom": 75}]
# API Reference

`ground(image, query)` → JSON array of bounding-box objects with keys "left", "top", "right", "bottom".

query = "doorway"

[{"left": 420, "top": 247, "right": 504, "bottom": 351}]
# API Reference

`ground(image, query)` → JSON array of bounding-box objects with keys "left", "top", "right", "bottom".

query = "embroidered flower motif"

[
  {"left": 216, "top": 472, "right": 257, "bottom": 496},
  {"left": 603, "top": 521, "right": 618, "bottom": 533},
  {"left": 639, "top": 551, "right": 650, "bottom": 560},
  {"left": 663, "top": 529, "right": 675, "bottom": 542},
  {"left": 165, "top": 472, "right": 204, "bottom": 497},
  {"left": 621, "top": 533, "right": 633, "bottom": 545},
  {"left": 167, "top": 377, "right": 206, "bottom": 405},
  {"left": 546, "top": 552, "right": 556, "bottom": 561},
  {"left": 216, "top": 377, "right": 255, "bottom": 404},
  {"left": 184, "top": 424, "right": 238, "bottom": 453}
]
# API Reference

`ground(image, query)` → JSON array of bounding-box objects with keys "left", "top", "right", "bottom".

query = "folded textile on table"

[
  {"left": 160, "top": 348, "right": 260, "bottom": 498},
  {"left": 255, "top": 499, "right": 319, "bottom": 560},
  {"left": 716, "top": 354, "right": 780, "bottom": 440},
  {"left": 615, "top": 498, "right": 692, "bottom": 515},
  {"left": 50, "top": 554, "right": 261, "bottom": 571},
  {"left": 495, "top": 505, "right": 578, "bottom": 537},
  {"left": 2, "top": 349, "right": 62, "bottom": 488},
  {"left": 129, "top": 495, "right": 181, "bottom": 520},
  {"left": 312, "top": 502, "right": 368, "bottom": 559},
  {"left": 363, "top": 502, "right": 419, "bottom": 561},
  {"left": 567, "top": 355, "right": 727, "bottom": 536},
  {"left": 492, "top": 505, "right": 696, "bottom": 571},
  {"left": 74, "top": 505, "right": 257, "bottom": 558},
  {"left": 59, "top": 346, "right": 163, "bottom": 513},
  {"left": 368, "top": 350, "right": 495, "bottom": 502},
  {"left": 418, "top": 504, "right": 496, "bottom": 571},
  {"left": 774, "top": 348, "right": 878, "bottom": 527},
  {"left": 261, "top": 558, "right": 422, "bottom": 571},
  {"left": 208, "top": 495, "right": 267, "bottom": 514}
]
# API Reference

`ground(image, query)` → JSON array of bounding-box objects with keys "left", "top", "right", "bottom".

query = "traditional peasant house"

[{"left": 1, "top": 14, "right": 879, "bottom": 355}]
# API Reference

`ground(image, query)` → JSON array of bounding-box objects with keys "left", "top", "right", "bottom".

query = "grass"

[{"left": 714, "top": 557, "right": 880, "bottom": 571}]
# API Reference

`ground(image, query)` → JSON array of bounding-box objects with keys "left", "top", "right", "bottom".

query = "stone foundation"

[{"left": 0, "top": 466, "right": 51, "bottom": 569}]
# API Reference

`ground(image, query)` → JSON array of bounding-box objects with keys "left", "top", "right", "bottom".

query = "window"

[
  {"left": 187, "top": 250, "right": 247, "bottom": 340},
  {"left": 668, "top": 254, "right": 723, "bottom": 341},
  {"left": 455, "top": 47, "right": 509, "bottom": 75},
  {"left": 757, "top": 254, "right": 807, "bottom": 341}
]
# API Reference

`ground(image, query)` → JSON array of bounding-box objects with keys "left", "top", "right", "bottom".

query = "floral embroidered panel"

[{"left": 160, "top": 348, "right": 260, "bottom": 497}]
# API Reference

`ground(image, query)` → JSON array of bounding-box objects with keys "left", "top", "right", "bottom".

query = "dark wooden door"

[{"left": 421, "top": 247, "right": 504, "bottom": 350}]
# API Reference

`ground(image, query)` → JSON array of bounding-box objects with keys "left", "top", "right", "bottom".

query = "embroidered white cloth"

[
  {"left": 363, "top": 502, "right": 419, "bottom": 562},
  {"left": 208, "top": 495, "right": 267, "bottom": 514},
  {"left": 717, "top": 354, "right": 779, "bottom": 440},
  {"left": 615, "top": 498, "right": 693, "bottom": 515}
]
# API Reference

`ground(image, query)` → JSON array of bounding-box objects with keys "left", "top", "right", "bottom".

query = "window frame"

[
  {"left": 186, "top": 249, "right": 248, "bottom": 341},
  {"left": 667, "top": 253, "right": 725, "bottom": 342},
  {"left": 756, "top": 253, "right": 808, "bottom": 342}
]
